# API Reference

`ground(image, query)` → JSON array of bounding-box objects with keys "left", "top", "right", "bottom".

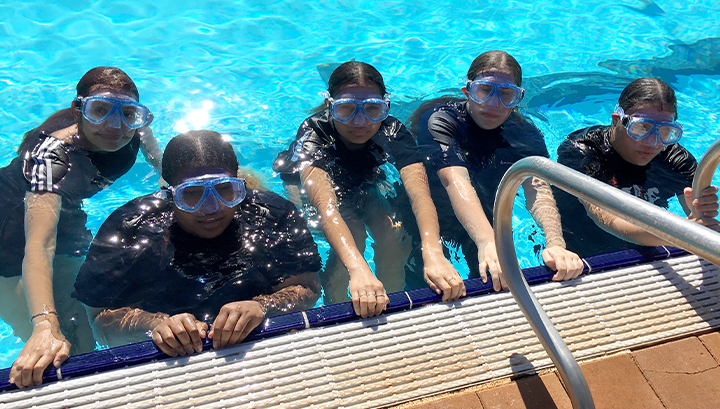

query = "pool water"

[{"left": 1, "top": 0, "right": 719, "bottom": 368}]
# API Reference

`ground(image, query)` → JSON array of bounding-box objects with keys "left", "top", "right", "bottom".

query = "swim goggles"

[
  {"left": 75, "top": 96, "right": 151, "bottom": 129},
  {"left": 327, "top": 97, "right": 390, "bottom": 123},
  {"left": 614, "top": 106, "right": 683, "bottom": 145},
  {"left": 466, "top": 80, "right": 525, "bottom": 108},
  {"left": 169, "top": 176, "right": 246, "bottom": 212}
]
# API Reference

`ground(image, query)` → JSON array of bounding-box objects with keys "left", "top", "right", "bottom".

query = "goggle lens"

[
  {"left": 468, "top": 80, "right": 524, "bottom": 108},
  {"left": 330, "top": 98, "right": 390, "bottom": 123},
  {"left": 172, "top": 177, "right": 246, "bottom": 212},
  {"left": 619, "top": 111, "right": 683, "bottom": 145},
  {"left": 79, "top": 96, "right": 150, "bottom": 129}
]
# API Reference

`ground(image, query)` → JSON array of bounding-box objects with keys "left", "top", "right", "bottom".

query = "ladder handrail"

[
  {"left": 493, "top": 156, "right": 720, "bottom": 409},
  {"left": 691, "top": 138, "right": 720, "bottom": 218}
]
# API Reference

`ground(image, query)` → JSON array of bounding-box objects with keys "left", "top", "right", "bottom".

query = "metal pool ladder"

[{"left": 493, "top": 144, "right": 720, "bottom": 409}]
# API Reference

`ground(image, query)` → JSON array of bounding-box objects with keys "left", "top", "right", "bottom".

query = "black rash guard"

[
  {"left": 415, "top": 100, "right": 549, "bottom": 277},
  {"left": 272, "top": 109, "right": 422, "bottom": 213},
  {"left": 555, "top": 125, "right": 696, "bottom": 258},
  {"left": 0, "top": 113, "right": 141, "bottom": 277},
  {"left": 73, "top": 189, "right": 322, "bottom": 323}
]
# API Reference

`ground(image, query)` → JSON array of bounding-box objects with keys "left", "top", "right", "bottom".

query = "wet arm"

[
  {"left": 10, "top": 192, "right": 70, "bottom": 388},
  {"left": 437, "top": 166, "right": 501, "bottom": 290},
  {"left": 584, "top": 201, "right": 666, "bottom": 246},
  {"left": 253, "top": 271, "right": 321, "bottom": 316},
  {"left": 23, "top": 192, "right": 62, "bottom": 325},
  {"left": 437, "top": 166, "right": 495, "bottom": 250},
  {"left": 137, "top": 126, "right": 162, "bottom": 172},
  {"left": 300, "top": 166, "right": 373, "bottom": 279},
  {"left": 525, "top": 178, "right": 583, "bottom": 280},
  {"left": 401, "top": 163, "right": 464, "bottom": 300},
  {"left": 88, "top": 306, "right": 170, "bottom": 347},
  {"left": 524, "top": 177, "right": 565, "bottom": 248}
]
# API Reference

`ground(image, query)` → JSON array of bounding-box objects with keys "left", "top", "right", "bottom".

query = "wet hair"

[
  {"left": 466, "top": 50, "right": 522, "bottom": 86},
  {"left": 17, "top": 67, "right": 140, "bottom": 154},
  {"left": 327, "top": 61, "right": 387, "bottom": 97},
  {"left": 407, "top": 51, "right": 522, "bottom": 135},
  {"left": 76, "top": 66, "right": 139, "bottom": 100},
  {"left": 162, "top": 130, "right": 239, "bottom": 186},
  {"left": 617, "top": 78, "right": 677, "bottom": 120}
]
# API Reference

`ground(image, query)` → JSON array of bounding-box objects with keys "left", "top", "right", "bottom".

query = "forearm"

[
  {"left": 400, "top": 163, "right": 444, "bottom": 255},
  {"left": 23, "top": 192, "right": 61, "bottom": 319},
  {"left": 440, "top": 167, "right": 495, "bottom": 246},
  {"left": 585, "top": 202, "right": 666, "bottom": 246},
  {"left": 253, "top": 278, "right": 321, "bottom": 317},
  {"left": 526, "top": 177, "right": 566, "bottom": 248},
  {"left": 137, "top": 126, "right": 162, "bottom": 172},
  {"left": 302, "top": 166, "right": 371, "bottom": 277},
  {"left": 92, "top": 307, "right": 170, "bottom": 347}
]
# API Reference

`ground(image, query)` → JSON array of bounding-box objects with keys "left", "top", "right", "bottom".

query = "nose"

[
  {"left": 198, "top": 191, "right": 221, "bottom": 214},
  {"left": 641, "top": 129, "right": 662, "bottom": 148},
  {"left": 485, "top": 90, "right": 501, "bottom": 108},
  {"left": 106, "top": 110, "right": 122, "bottom": 129},
  {"left": 351, "top": 108, "right": 368, "bottom": 126}
]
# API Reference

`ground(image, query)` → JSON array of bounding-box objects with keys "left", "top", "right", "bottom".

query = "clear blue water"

[{"left": 1, "top": 0, "right": 719, "bottom": 368}]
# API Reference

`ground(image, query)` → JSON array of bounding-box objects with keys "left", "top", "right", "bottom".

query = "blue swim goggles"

[
  {"left": 466, "top": 80, "right": 525, "bottom": 108},
  {"left": 169, "top": 176, "right": 246, "bottom": 213},
  {"left": 327, "top": 97, "right": 390, "bottom": 123},
  {"left": 615, "top": 106, "right": 683, "bottom": 145},
  {"left": 75, "top": 96, "right": 151, "bottom": 129}
]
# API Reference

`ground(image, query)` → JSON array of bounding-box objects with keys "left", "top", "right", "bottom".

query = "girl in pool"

[
  {"left": 74, "top": 130, "right": 321, "bottom": 357},
  {"left": 555, "top": 77, "right": 720, "bottom": 257},
  {"left": 273, "top": 61, "right": 464, "bottom": 318},
  {"left": 2, "top": 67, "right": 161, "bottom": 388},
  {"left": 410, "top": 50, "right": 583, "bottom": 292}
]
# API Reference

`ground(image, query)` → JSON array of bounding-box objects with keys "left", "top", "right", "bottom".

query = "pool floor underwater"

[{"left": 1, "top": 253, "right": 719, "bottom": 408}]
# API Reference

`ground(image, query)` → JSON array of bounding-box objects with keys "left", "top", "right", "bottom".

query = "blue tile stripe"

[{"left": 0, "top": 245, "right": 688, "bottom": 392}]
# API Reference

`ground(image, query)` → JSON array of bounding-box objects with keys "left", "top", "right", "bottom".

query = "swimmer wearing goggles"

[
  {"left": 466, "top": 79, "right": 525, "bottom": 108},
  {"left": 327, "top": 96, "right": 390, "bottom": 123},
  {"left": 614, "top": 106, "right": 683, "bottom": 145},
  {"left": 75, "top": 95, "right": 151, "bottom": 129},
  {"left": 168, "top": 174, "right": 246, "bottom": 213}
]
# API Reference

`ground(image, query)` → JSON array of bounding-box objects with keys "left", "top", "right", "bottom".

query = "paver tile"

[
  {"left": 698, "top": 331, "right": 720, "bottom": 364},
  {"left": 633, "top": 337, "right": 720, "bottom": 409},
  {"left": 408, "top": 391, "right": 484, "bottom": 409},
  {"left": 477, "top": 373, "right": 571, "bottom": 409},
  {"left": 579, "top": 353, "right": 664, "bottom": 409},
  {"left": 633, "top": 337, "right": 717, "bottom": 373}
]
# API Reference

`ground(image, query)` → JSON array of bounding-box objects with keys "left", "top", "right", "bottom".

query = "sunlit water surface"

[{"left": 1, "top": 0, "right": 718, "bottom": 367}]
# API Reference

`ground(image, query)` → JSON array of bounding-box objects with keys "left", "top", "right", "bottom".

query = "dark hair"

[
  {"left": 162, "top": 130, "right": 239, "bottom": 185},
  {"left": 618, "top": 78, "right": 677, "bottom": 120},
  {"left": 466, "top": 50, "right": 522, "bottom": 86},
  {"left": 17, "top": 67, "right": 140, "bottom": 154},
  {"left": 327, "top": 61, "right": 387, "bottom": 97},
  {"left": 407, "top": 50, "right": 523, "bottom": 135},
  {"left": 76, "top": 66, "right": 139, "bottom": 100}
]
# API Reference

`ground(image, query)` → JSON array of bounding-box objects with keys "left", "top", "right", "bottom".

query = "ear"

[
  {"left": 71, "top": 99, "right": 81, "bottom": 120},
  {"left": 610, "top": 113, "right": 620, "bottom": 125},
  {"left": 461, "top": 87, "right": 469, "bottom": 97},
  {"left": 324, "top": 98, "right": 330, "bottom": 108}
]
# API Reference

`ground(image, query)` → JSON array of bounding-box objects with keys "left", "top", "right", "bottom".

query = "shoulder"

[
  {"left": 501, "top": 112, "right": 549, "bottom": 155},
  {"left": 558, "top": 126, "right": 610, "bottom": 157},
  {"left": 94, "top": 193, "right": 172, "bottom": 244},
  {"left": 22, "top": 132, "right": 72, "bottom": 192},
  {"left": 418, "top": 102, "right": 467, "bottom": 146},
  {"left": 241, "top": 189, "right": 300, "bottom": 219},
  {"left": 656, "top": 143, "right": 697, "bottom": 178}
]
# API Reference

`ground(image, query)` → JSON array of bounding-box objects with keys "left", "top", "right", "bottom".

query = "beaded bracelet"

[{"left": 30, "top": 310, "right": 58, "bottom": 323}]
